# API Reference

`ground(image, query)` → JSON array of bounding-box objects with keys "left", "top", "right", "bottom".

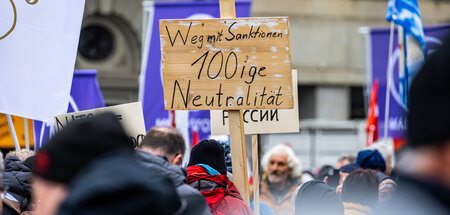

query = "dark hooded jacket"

[
  {"left": 295, "top": 180, "right": 344, "bottom": 215},
  {"left": 58, "top": 151, "right": 183, "bottom": 215},
  {"left": 2, "top": 156, "right": 32, "bottom": 214},
  {"left": 136, "top": 150, "right": 211, "bottom": 215}
]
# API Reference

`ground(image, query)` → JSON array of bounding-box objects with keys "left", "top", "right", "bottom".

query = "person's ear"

[
  {"left": 324, "top": 176, "right": 329, "bottom": 184},
  {"left": 170, "top": 154, "right": 183, "bottom": 166}
]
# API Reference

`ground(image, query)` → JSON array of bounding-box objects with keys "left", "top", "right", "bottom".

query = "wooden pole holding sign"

[
  {"left": 252, "top": 134, "right": 260, "bottom": 215},
  {"left": 228, "top": 110, "right": 250, "bottom": 204},
  {"left": 219, "top": 0, "right": 250, "bottom": 205},
  {"left": 219, "top": 0, "right": 236, "bottom": 19}
]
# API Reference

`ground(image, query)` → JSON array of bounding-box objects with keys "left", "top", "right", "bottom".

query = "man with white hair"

[
  {"left": 367, "top": 141, "right": 393, "bottom": 175},
  {"left": 260, "top": 144, "right": 302, "bottom": 215}
]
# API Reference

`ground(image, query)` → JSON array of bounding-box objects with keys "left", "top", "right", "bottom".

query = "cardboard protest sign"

[
  {"left": 160, "top": 17, "right": 293, "bottom": 110},
  {"left": 0, "top": 114, "right": 34, "bottom": 148},
  {"left": 211, "top": 70, "right": 299, "bottom": 135},
  {"left": 54, "top": 102, "right": 146, "bottom": 147}
]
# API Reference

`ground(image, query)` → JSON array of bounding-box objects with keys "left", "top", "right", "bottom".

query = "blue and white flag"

[
  {"left": 386, "top": 0, "right": 425, "bottom": 49},
  {"left": 139, "top": 1, "right": 251, "bottom": 145},
  {"left": 386, "top": 0, "right": 425, "bottom": 107}
]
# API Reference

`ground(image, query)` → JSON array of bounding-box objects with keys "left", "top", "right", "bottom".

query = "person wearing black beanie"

[
  {"left": 186, "top": 139, "right": 253, "bottom": 215},
  {"left": 375, "top": 35, "right": 450, "bottom": 215},
  {"left": 188, "top": 139, "right": 227, "bottom": 175},
  {"left": 31, "top": 112, "right": 135, "bottom": 215}
]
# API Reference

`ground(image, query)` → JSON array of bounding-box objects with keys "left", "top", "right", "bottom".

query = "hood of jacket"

[
  {"left": 187, "top": 165, "right": 242, "bottom": 212},
  {"left": 135, "top": 150, "right": 186, "bottom": 187},
  {"left": 2, "top": 156, "right": 32, "bottom": 207}
]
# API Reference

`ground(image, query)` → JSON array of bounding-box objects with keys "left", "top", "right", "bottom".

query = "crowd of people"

[{"left": 0, "top": 37, "right": 449, "bottom": 215}]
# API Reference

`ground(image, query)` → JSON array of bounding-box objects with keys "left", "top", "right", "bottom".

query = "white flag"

[{"left": 0, "top": 0, "right": 85, "bottom": 121}]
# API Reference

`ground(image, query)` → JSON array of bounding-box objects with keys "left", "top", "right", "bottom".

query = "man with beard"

[{"left": 260, "top": 144, "right": 302, "bottom": 215}]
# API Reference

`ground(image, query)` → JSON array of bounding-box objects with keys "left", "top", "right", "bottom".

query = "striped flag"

[{"left": 366, "top": 80, "right": 379, "bottom": 146}]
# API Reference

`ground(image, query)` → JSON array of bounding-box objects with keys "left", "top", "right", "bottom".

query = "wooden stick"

[
  {"left": 228, "top": 110, "right": 250, "bottom": 204},
  {"left": 6, "top": 114, "right": 20, "bottom": 151},
  {"left": 24, "top": 118, "right": 30, "bottom": 150},
  {"left": 219, "top": 0, "right": 236, "bottom": 19},
  {"left": 219, "top": 0, "right": 250, "bottom": 205},
  {"left": 252, "top": 134, "right": 260, "bottom": 215}
]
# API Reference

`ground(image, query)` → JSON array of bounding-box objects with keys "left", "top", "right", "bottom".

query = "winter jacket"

[
  {"left": 2, "top": 156, "right": 32, "bottom": 215},
  {"left": 260, "top": 178, "right": 299, "bottom": 215},
  {"left": 58, "top": 151, "right": 183, "bottom": 215},
  {"left": 135, "top": 151, "right": 211, "bottom": 215},
  {"left": 187, "top": 165, "right": 254, "bottom": 215},
  {"left": 343, "top": 202, "right": 371, "bottom": 215}
]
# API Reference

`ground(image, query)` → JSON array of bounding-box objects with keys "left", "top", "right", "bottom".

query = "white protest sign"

[
  {"left": 54, "top": 102, "right": 146, "bottom": 147},
  {"left": 0, "top": 1, "right": 86, "bottom": 121},
  {"left": 211, "top": 70, "right": 299, "bottom": 135}
]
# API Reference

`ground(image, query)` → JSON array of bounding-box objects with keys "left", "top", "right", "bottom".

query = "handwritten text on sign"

[
  {"left": 160, "top": 17, "right": 293, "bottom": 110},
  {"left": 211, "top": 70, "right": 299, "bottom": 135},
  {"left": 54, "top": 102, "right": 146, "bottom": 147}
]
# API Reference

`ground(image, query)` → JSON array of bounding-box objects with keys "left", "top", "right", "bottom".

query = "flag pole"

[
  {"left": 384, "top": 21, "right": 395, "bottom": 139},
  {"left": 384, "top": 0, "right": 398, "bottom": 140},
  {"left": 6, "top": 114, "right": 21, "bottom": 151},
  {"left": 24, "top": 118, "right": 30, "bottom": 150}
]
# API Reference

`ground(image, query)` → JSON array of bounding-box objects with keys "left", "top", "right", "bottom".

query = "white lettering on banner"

[
  {"left": 155, "top": 118, "right": 171, "bottom": 127},
  {"left": 388, "top": 117, "right": 407, "bottom": 131},
  {"left": 189, "top": 118, "right": 210, "bottom": 133},
  {"left": 155, "top": 117, "right": 210, "bottom": 134}
]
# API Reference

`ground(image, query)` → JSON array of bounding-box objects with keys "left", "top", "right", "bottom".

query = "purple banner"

[
  {"left": 369, "top": 25, "right": 450, "bottom": 138},
  {"left": 34, "top": 70, "right": 105, "bottom": 148},
  {"left": 140, "top": 1, "right": 251, "bottom": 143}
]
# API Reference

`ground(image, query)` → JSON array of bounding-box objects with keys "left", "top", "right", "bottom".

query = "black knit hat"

[
  {"left": 408, "top": 35, "right": 450, "bottom": 147},
  {"left": 188, "top": 139, "right": 227, "bottom": 175},
  {"left": 33, "top": 112, "right": 134, "bottom": 184}
]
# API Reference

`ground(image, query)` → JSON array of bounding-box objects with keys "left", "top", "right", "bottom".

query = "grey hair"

[
  {"left": 261, "top": 144, "right": 301, "bottom": 178},
  {"left": 367, "top": 142, "right": 392, "bottom": 161},
  {"left": 6, "top": 149, "right": 35, "bottom": 162}
]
